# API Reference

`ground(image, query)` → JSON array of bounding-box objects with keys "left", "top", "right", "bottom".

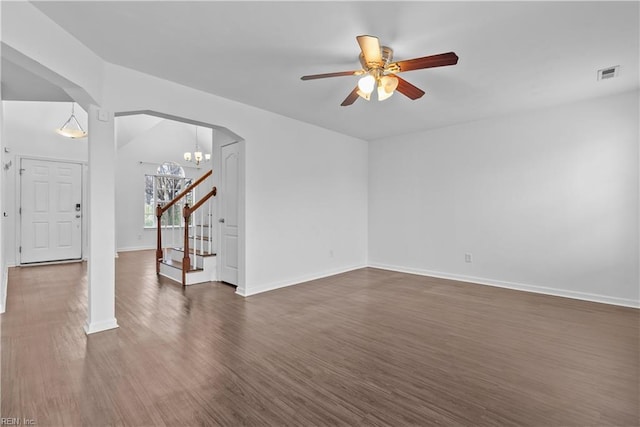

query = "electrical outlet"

[{"left": 465, "top": 253, "right": 473, "bottom": 263}]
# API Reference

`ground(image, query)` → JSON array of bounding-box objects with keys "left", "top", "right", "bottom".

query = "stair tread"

[
  {"left": 171, "top": 248, "right": 217, "bottom": 257},
  {"left": 160, "top": 259, "right": 203, "bottom": 272},
  {"left": 188, "top": 235, "right": 213, "bottom": 241}
]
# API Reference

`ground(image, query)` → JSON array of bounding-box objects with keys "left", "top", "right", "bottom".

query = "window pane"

[
  {"left": 145, "top": 165, "right": 191, "bottom": 228},
  {"left": 156, "top": 161, "right": 185, "bottom": 178},
  {"left": 144, "top": 175, "right": 156, "bottom": 227}
]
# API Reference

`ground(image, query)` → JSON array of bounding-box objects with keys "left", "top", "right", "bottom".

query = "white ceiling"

[
  {"left": 22, "top": 1, "right": 640, "bottom": 140},
  {"left": 1, "top": 57, "right": 73, "bottom": 102}
]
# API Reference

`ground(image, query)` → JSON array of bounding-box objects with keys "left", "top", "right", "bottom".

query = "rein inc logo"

[{"left": 1, "top": 419, "right": 36, "bottom": 425}]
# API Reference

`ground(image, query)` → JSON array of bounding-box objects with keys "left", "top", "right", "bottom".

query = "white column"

[
  {"left": 84, "top": 104, "right": 118, "bottom": 334},
  {"left": 0, "top": 57, "right": 5, "bottom": 314}
]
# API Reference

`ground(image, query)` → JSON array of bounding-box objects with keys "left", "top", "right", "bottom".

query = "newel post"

[
  {"left": 156, "top": 203, "right": 163, "bottom": 274},
  {"left": 182, "top": 204, "right": 191, "bottom": 286}
]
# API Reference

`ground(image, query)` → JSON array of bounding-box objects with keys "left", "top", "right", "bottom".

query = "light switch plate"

[{"left": 97, "top": 109, "right": 109, "bottom": 122}]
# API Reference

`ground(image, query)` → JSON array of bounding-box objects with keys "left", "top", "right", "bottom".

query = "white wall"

[
  {"left": 115, "top": 117, "right": 212, "bottom": 251},
  {"left": 369, "top": 90, "right": 639, "bottom": 307},
  {"left": 1, "top": 101, "right": 89, "bottom": 267},
  {"left": 243, "top": 116, "right": 368, "bottom": 295},
  {"left": 104, "top": 63, "right": 369, "bottom": 295}
]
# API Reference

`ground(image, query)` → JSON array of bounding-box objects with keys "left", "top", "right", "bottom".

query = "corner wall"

[
  {"left": 368, "top": 90, "right": 639, "bottom": 307},
  {"left": 243, "top": 112, "right": 368, "bottom": 295}
]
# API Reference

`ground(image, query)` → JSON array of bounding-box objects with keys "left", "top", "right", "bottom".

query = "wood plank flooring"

[{"left": 2, "top": 250, "right": 638, "bottom": 426}]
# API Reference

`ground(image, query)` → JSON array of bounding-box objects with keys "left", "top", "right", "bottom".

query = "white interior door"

[
  {"left": 20, "top": 159, "right": 83, "bottom": 264},
  {"left": 219, "top": 143, "right": 239, "bottom": 285}
]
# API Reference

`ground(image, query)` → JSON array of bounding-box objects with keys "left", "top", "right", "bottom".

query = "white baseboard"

[
  {"left": 116, "top": 245, "right": 156, "bottom": 253},
  {"left": 236, "top": 263, "right": 368, "bottom": 297},
  {"left": 368, "top": 262, "right": 640, "bottom": 309},
  {"left": 0, "top": 264, "right": 8, "bottom": 314},
  {"left": 84, "top": 318, "right": 119, "bottom": 335}
]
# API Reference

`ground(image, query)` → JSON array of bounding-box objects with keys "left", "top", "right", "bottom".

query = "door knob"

[
  {"left": 75, "top": 214, "right": 81, "bottom": 218},
  {"left": 219, "top": 218, "right": 225, "bottom": 223}
]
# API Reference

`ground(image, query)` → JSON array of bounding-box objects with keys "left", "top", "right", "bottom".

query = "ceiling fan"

[{"left": 301, "top": 35, "right": 459, "bottom": 106}]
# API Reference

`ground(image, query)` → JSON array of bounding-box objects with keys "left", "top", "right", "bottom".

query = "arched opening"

[{"left": 113, "top": 110, "right": 245, "bottom": 292}]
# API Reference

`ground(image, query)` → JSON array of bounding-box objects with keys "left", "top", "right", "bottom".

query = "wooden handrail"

[
  {"left": 185, "top": 187, "right": 217, "bottom": 217},
  {"left": 159, "top": 169, "right": 212, "bottom": 215},
  {"left": 156, "top": 169, "right": 213, "bottom": 276}
]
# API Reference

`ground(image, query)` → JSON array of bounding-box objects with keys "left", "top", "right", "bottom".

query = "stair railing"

[
  {"left": 182, "top": 186, "right": 217, "bottom": 284},
  {"left": 156, "top": 169, "right": 216, "bottom": 285}
]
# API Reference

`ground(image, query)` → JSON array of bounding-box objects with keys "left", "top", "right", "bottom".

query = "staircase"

[{"left": 156, "top": 170, "right": 217, "bottom": 286}]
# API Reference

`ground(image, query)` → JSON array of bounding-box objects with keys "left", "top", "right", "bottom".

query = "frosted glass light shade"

[
  {"left": 377, "top": 75, "right": 399, "bottom": 101},
  {"left": 56, "top": 127, "right": 87, "bottom": 138},
  {"left": 377, "top": 86, "right": 394, "bottom": 101},
  {"left": 195, "top": 151, "right": 203, "bottom": 163},
  {"left": 205, "top": 153, "right": 211, "bottom": 161},
  {"left": 357, "top": 89, "right": 371, "bottom": 101},
  {"left": 184, "top": 152, "right": 192, "bottom": 161},
  {"left": 56, "top": 104, "right": 87, "bottom": 138},
  {"left": 357, "top": 74, "right": 376, "bottom": 94}
]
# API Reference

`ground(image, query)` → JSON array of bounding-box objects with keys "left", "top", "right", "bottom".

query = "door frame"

[
  {"left": 16, "top": 155, "right": 88, "bottom": 265},
  {"left": 214, "top": 139, "right": 245, "bottom": 294}
]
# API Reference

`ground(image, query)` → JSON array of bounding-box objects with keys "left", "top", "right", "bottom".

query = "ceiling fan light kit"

[
  {"left": 357, "top": 74, "right": 376, "bottom": 94},
  {"left": 301, "top": 35, "right": 458, "bottom": 106}
]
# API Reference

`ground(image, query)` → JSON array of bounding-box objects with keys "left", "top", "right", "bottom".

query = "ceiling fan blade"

[
  {"left": 301, "top": 70, "right": 361, "bottom": 80},
  {"left": 356, "top": 35, "right": 382, "bottom": 65},
  {"left": 341, "top": 86, "right": 360, "bottom": 106},
  {"left": 391, "top": 52, "right": 458, "bottom": 73},
  {"left": 394, "top": 76, "right": 425, "bottom": 100}
]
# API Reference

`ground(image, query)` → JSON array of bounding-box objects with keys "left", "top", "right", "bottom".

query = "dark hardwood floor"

[{"left": 2, "top": 250, "right": 638, "bottom": 426}]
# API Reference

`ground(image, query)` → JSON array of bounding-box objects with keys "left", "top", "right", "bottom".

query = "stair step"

[
  {"left": 160, "top": 259, "right": 203, "bottom": 272},
  {"left": 188, "top": 235, "right": 213, "bottom": 241},
  {"left": 172, "top": 248, "right": 216, "bottom": 257}
]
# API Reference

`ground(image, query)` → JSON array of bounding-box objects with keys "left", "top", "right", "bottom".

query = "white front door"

[
  {"left": 219, "top": 143, "right": 239, "bottom": 285},
  {"left": 20, "top": 159, "right": 83, "bottom": 264}
]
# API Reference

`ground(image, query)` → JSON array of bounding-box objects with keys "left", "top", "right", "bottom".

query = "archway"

[{"left": 113, "top": 110, "right": 245, "bottom": 291}]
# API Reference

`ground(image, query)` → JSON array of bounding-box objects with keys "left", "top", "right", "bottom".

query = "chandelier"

[{"left": 184, "top": 126, "right": 211, "bottom": 166}]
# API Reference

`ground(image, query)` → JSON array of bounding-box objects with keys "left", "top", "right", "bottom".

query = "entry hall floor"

[{"left": 1, "top": 250, "right": 638, "bottom": 426}]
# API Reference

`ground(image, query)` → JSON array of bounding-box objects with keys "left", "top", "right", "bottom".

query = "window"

[{"left": 144, "top": 162, "right": 193, "bottom": 228}]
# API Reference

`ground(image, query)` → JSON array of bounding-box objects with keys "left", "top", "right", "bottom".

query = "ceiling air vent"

[{"left": 597, "top": 65, "right": 619, "bottom": 81}]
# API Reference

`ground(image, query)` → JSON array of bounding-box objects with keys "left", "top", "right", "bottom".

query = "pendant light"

[{"left": 55, "top": 103, "right": 87, "bottom": 138}]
